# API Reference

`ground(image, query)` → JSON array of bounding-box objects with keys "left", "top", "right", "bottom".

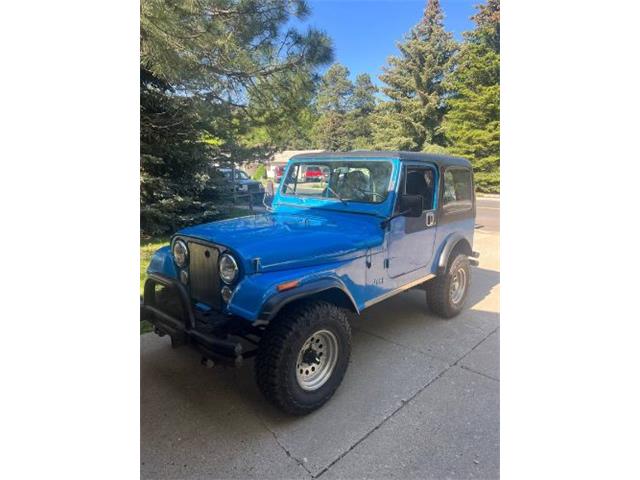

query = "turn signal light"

[{"left": 277, "top": 280, "right": 300, "bottom": 292}]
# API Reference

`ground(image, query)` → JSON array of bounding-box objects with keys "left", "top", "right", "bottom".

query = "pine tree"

[
  {"left": 243, "top": 68, "right": 319, "bottom": 151},
  {"left": 313, "top": 111, "right": 353, "bottom": 151},
  {"left": 140, "top": 69, "right": 222, "bottom": 235},
  {"left": 349, "top": 74, "right": 378, "bottom": 149},
  {"left": 442, "top": 0, "right": 500, "bottom": 192},
  {"left": 316, "top": 63, "right": 353, "bottom": 113},
  {"left": 313, "top": 63, "right": 354, "bottom": 150},
  {"left": 374, "top": 0, "right": 457, "bottom": 150},
  {"left": 352, "top": 74, "right": 377, "bottom": 114},
  {"left": 371, "top": 101, "right": 412, "bottom": 150}
]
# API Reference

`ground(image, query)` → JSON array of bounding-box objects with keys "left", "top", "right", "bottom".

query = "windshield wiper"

[{"left": 325, "top": 186, "right": 348, "bottom": 205}]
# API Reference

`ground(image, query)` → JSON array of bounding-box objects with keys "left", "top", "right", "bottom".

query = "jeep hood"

[{"left": 177, "top": 210, "right": 384, "bottom": 273}]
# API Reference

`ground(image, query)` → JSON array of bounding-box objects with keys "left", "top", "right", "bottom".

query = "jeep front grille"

[{"left": 187, "top": 241, "right": 221, "bottom": 308}]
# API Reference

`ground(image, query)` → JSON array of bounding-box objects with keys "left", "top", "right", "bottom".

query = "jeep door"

[{"left": 387, "top": 163, "right": 438, "bottom": 278}]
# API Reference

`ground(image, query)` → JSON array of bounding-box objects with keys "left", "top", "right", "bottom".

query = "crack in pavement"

[
  {"left": 453, "top": 326, "right": 499, "bottom": 368},
  {"left": 259, "top": 416, "right": 314, "bottom": 478},
  {"left": 458, "top": 364, "right": 499, "bottom": 382}
]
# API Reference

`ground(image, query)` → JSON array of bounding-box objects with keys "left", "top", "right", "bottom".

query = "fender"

[
  {"left": 147, "top": 245, "right": 178, "bottom": 279},
  {"left": 436, "top": 232, "right": 472, "bottom": 274},
  {"left": 257, "top": 277, "right": 359, "bottom": 322}
]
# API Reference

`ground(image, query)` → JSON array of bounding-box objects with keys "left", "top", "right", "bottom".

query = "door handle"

[{"left": 425, "top": 211, "right": 436, "bottom": 227}]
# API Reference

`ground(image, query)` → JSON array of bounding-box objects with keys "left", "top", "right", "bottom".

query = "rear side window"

[{"left": 443, "top": 168, "right": 473, "bottom": 210}]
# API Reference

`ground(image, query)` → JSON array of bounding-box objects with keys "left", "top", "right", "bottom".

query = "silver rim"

[
  {"left": 449, "top": 267, "right": 467, "bottom": 305},
  {"left": 295, "top": 330, "right": 339, "bottom": 391}
]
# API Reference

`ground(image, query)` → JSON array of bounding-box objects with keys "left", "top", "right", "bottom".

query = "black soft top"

[{"left": 290, "top": 150, "right": 471, "bottom": 168}]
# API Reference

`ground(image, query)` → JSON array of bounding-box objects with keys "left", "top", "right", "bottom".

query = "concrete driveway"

[{"left": 141, "top": 201, "right": 500, "bottom": 479}]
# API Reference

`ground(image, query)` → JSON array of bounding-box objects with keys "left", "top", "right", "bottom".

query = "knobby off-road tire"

[
  {"left": 255, "top": 300, "right": 352, "bottom": 415},
  {"left": 426, "top": 253, "right": 471, "bottom": 318}
]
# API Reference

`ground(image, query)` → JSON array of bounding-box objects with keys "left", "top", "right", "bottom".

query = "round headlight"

[
  {"left": 219, "top": 253, "right": 239, "bottom": 284},
  {"left": 172, "top": 240, "right": 189, "bottom": 268}
]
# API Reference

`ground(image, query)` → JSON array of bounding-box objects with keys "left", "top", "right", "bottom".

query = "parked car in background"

[
  {"left": 303, "top": 165, "right": 325, "bottom": 182},
  {"left": 142, "top": 151, "right": 478, "bottom": 415},
  {"left": 219, "top": 168, "right": 264, "bottom": 201}
]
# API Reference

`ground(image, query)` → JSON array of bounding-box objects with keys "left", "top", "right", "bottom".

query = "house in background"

[
  {"left": 266, "top": 150, "right": 324, "bottom": 183},
  {"left": 235, "top": 149, "right": 324, "bottom": 182}
]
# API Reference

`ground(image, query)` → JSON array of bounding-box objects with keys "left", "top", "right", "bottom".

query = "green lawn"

[
  {"left": 140, "top": 237, "right": 170, "bottom": 294},
  {"left": 140, "top": 207, "right": 253, "bottom": 334},
  {"left": 140, "top": 236, "right": 169, "bottom": 334}
]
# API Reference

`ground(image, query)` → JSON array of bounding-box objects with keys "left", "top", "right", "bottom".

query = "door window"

[
  {"left": 396, "top": 165, "right": 437, "bottom": 234},
  {"left": 397, "top": 166, "right": 436, "bottom": 212}
]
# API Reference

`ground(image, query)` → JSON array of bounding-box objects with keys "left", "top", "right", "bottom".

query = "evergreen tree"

[
  {"left": 313, "top": 63, "right": 354, "bottom": 150},
  {"left": 349, "top": 74, "right": 378, "bottom": 149},
  {"left": 442, "top": 0, "right": 500, "bottom": 192},
  {"left": 243, "top": 68, "right": 319, "bottom": 152},
  {"left": 141, "top": 0, "right": 332, "bottom": 99},
  {"left": 374, "top": 0, "right": 457, "bottom": 150},
  {"left": 316, "top": 63, "right": 353, "bottom": 113},
  {"left": 352, "top": 74, "right": 377, "bottom": 113},
  {"left": 140, "top": 68, "right": 224, "bottom": 235},
  {"left": 313, "top": 111, "right": 353, "bottom": 151},
  {"left": 371, "top": 101, "right": 413, "bottom": 150}
]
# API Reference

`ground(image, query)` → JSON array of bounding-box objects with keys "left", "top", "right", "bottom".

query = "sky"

[{"left": 291, "top": 0, "right": 478, "bottom": 85}]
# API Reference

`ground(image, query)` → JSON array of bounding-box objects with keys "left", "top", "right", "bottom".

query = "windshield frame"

[{"left": 274, "top": 157, "right": 400, "bottom": 218}]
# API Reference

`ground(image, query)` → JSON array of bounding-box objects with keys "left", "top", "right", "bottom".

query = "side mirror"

[{"left": 399, "top": 194, "right": 423, "bottom": 217}]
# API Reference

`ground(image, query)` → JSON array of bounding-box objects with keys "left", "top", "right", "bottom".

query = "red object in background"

[
  {"left": 274, "top": 165, "right": 284, "bottom": 182},
  {"left": 305, "top": 167, "right": 324, "bottom": 181}
]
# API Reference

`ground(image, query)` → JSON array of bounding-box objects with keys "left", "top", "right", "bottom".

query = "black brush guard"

[{"left": 141, "top": 273, "right": 259, "bottom": 367}]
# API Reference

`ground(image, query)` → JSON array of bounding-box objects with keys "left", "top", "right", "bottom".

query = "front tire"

[
  {"left": 255, "top": 300, "right": 351, "bottom": 415},
  {"left": 426, "top": 253, "right": 471, "bottom": 318}
]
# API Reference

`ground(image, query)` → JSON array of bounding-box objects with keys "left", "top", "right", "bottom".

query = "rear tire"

[
  {"left": 426, "top": 253, "right": 471, "bottom": 318},
  {"left": 255, "top": 300, "right": 351, "bottom": 415}
]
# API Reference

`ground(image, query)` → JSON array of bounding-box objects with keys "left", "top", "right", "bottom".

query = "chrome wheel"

[
  {"left": 449, "top": 267, "right": 467, "bottom": 305},
  {"left": 295, "top": 330, "right": 339, "bottom": 391}
]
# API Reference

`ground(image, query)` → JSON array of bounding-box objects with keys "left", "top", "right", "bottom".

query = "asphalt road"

[
  {"left": 141, "top": 200, "right": 500, "bottom": 479},
  {"left": 476, "top": 196, "right": 500, "bottom": 233}
]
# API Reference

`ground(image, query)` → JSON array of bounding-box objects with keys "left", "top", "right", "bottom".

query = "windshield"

[
  {"left": 222, "top": 170, "right": 249, "bottom": 180},
  {"left": 281, "top": 161, "right": 393, "bottom": 204}
]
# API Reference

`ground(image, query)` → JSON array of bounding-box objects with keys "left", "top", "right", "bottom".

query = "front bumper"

[{"left": 141, "top": 273, "right": 257, "bottom": 367}]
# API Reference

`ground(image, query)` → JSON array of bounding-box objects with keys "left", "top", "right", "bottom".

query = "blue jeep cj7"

[{"left": 142, "top": 151, "right": 478, "bottom": 414}]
